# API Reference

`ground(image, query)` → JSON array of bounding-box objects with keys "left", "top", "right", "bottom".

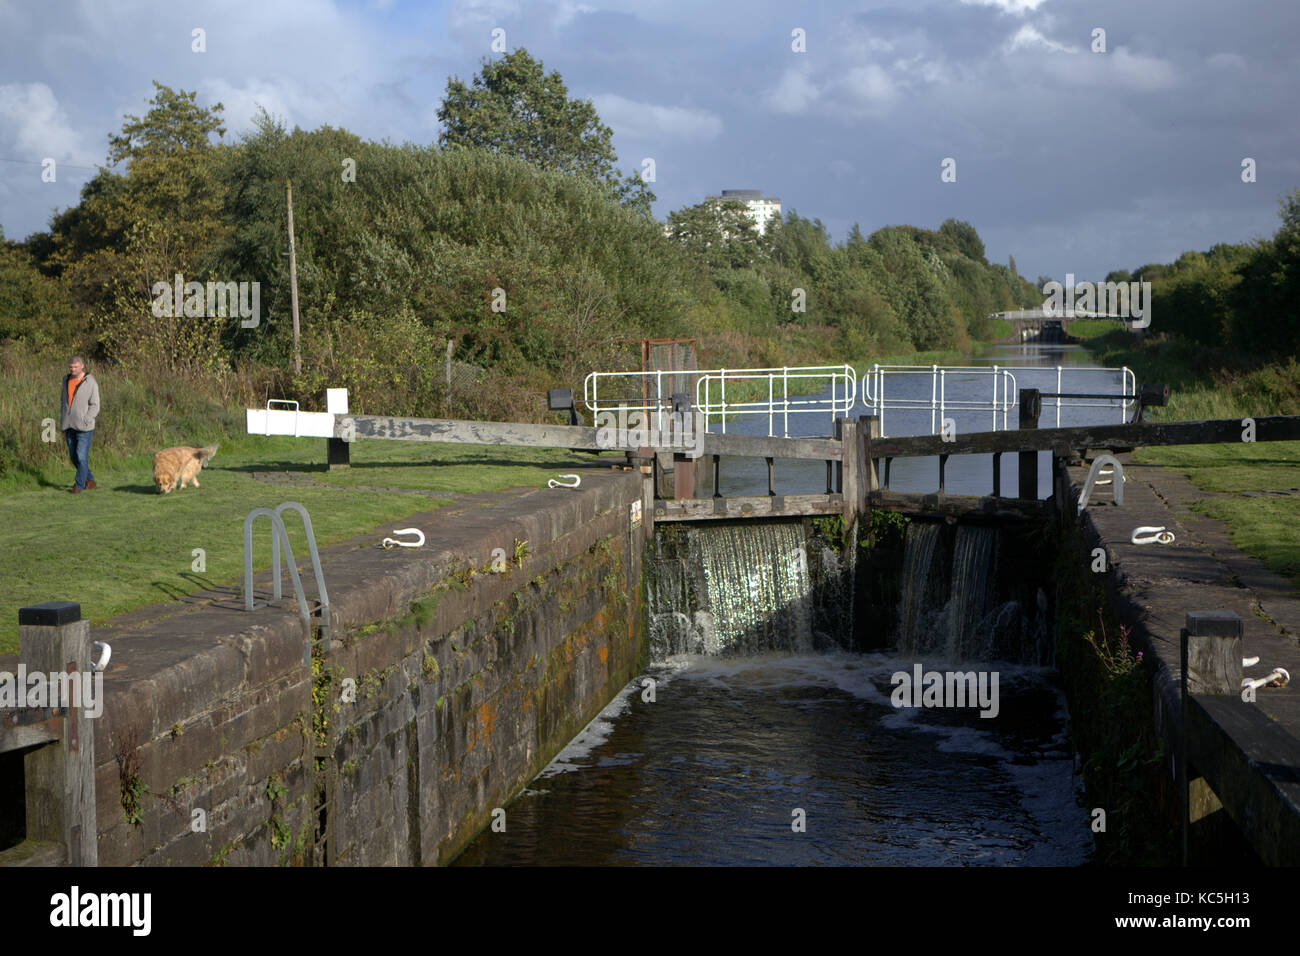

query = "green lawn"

[
  {"left": 0, "top": 437, "right": 619, "bottom": 654},
  {"left": 1187, "top": 494, "right": 1300, "bottom": 589},
  {"left": 1132, "top": 441, "right": 1300, "bottom": 589},
  {"left": 1133, "top": 441, "right": 1300, "bottom": 493}
]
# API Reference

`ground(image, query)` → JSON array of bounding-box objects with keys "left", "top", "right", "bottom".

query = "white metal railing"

[
  {"left": 862, "top": 365, "right": 1018, "bottom": 436},
  {"left": 584, "top": 365, "right": 857, "bottom": 438},
  {"left": 585, "top": 363, "right": 1135, "bottom": 440},
  {"left": 584, "top": 368, "right": 697, "bottom": 417},
  {"left": 860, "top": 364, "right": 1136, "bottom": 436},
  {"left": 1040, "top": 365, "right": 1137, "bottom": 427},
  {"left": 993, "top": 309, "right": 1127, "bottom": 320},
  {"left": 695, "top": 366, "right": 856, "bottom": 436}
]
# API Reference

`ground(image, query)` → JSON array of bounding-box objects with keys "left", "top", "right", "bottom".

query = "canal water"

[{"left": 452, "top": 343, "right": 1117, "bottom": 866}]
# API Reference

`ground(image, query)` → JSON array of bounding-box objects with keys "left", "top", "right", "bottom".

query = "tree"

[
  {"left": 108, "top": 82, "right": 226, "bottom": 166},
  {"left": 666, "top": 199, "right": 761, "bottom": 270},
  {"left": 0, "top": 242, "right": 81, "bottom": 347},
  {"left": 53, "top": 82, "right": 231, "bottom": 365},
  {"left": 869, "top": 226, "right": 957, "bottom": 350},
  {"left": 767, "top": 210, "right": 832, "bottom": 281},
  {"left": 437, "top": 48, "right": 653, "bottom": 210},
  {"left": 939, "top": 218, "right": 986, "bottom": 263}
]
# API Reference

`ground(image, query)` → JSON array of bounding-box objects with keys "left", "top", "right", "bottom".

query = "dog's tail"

[{"left": 197, "top": 442, "right": 219, "bottom": 465}]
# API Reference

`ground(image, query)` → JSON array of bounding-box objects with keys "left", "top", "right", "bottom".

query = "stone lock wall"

[{"left": 76, "top": 473, "right": 645, "bottom": 866}]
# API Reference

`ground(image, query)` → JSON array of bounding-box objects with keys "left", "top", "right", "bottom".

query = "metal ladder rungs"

[{"left": 243, "top": 501, "right": 332, "bottom": 664}]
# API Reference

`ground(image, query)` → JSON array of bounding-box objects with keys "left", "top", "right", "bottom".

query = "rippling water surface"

[{"left": 452, "top": 653, "right": 1092, "bottom": 866}]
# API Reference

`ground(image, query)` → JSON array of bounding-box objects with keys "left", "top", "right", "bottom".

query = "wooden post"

[
  {"left": 839, "top": 418, "right": 860, "bottom": 528},
  {"left": 16, "top": 602, "right": 97, "bottom": 866},
  {"left": 1018, "top": 388, "right": 1040, "bottom": 499},
  {"left": 864, "top": 416, "right": 880, "bottom": 493},
  {"left": 446, "top": 339, "right": 453, "bottom": 387},
  {"left": 1180, "top": 610, "right": 1243, "bottom": 865},
  {"left": 1182, "top": 610, "right": 1243, "bottom": 695},
  {"left": 639, "top": 451, "right": 655, "bottom": 540},
  {"left": 671, "top": 391, "right": 695, "bottom": 500},
  {"left": 674, "top": 453, "right": 695, "bottom": 500},
  {"left": 655, "top": 451, "right": 674, "bottom": 500},
  {"left": 286, "top": 180, "right": 302, "bottom": 376},
  {"left": 833, "top": 419, "right": 844, "bottom": 493}
]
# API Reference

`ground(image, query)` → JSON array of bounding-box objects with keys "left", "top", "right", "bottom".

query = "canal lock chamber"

[{"left": 454, "top": 515, "right": 1098, "bottom": 865}]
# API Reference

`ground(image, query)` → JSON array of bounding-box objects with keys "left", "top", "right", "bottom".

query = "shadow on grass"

[
  {"left": 151, "top": 581, "right": 188, "bottom": 601},
  {"left": 22, "top": 464, "right": 66, "bottom": 490},
  {"left": 150, "top": 572, "right": 230, "bottom": 604},
  {"left": 113, "top": 483, "right": 166, "bottom": 495},
  {"left": 326, "top": 457, "right": 603, "bottom": 471},
  {"left": 222, "top": 461, "right": 330, "bottom": 474}
]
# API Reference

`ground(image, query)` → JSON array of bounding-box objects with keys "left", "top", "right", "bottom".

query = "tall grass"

[
  {"left": 0, "top": 342, "right": 278, "bottom": 488},
  {"left": 1078, "top": 330, "right": 1300, "bottom": 420}
]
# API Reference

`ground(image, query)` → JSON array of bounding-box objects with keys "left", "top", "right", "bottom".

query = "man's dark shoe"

[
  {"left": 71, "top": 485, "right": 83, "bottom": 494},
  {"left": 85, "top": 480, "right": 97, "bottom": 490}
]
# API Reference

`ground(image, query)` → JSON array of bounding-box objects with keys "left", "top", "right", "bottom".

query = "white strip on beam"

[{"left": 246, "top": 408, "right": 337, "bottom": 438}]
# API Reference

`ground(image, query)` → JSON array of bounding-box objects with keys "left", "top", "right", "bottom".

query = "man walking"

[{"left": 61, "top": 355, "right": 100, "bottom": 493}]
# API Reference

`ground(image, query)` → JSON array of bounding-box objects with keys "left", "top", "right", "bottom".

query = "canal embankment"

[
  {"left": 1058, "top": 453, "right": 1300, "bottom": 865},
  {"left": 1, "top": 469, "right": 645, "bottom": 866}
]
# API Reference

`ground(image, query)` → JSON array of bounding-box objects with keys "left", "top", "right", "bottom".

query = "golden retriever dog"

[{"left": 153, "top": 443, "right": 219, "bottom": 494}]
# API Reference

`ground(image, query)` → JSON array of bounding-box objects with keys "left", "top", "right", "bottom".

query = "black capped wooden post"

[
  {"left": 1018, "top": 388, "right": 1041, "bottom": 500},
  {"left": 7, "top": 602, "right": 98, "bottom": 865},
  {"left": 326, "top": 388, "right": 350, "bottom": 469},
  {"left": 1179, "top": 610, "right": 1243, "bottom": 866}
]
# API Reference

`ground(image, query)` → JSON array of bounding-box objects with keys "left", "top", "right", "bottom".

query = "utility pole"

[{"left": 286, "top": 179, "right": 302, "bottom": 375}]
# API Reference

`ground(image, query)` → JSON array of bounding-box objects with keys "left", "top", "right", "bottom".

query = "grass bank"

[
  {"left": 0, "top": 435, "right": 617, "bottom": 655},
  {"left": 1072, "top": 327, "right": 1300, "bottom": 588}
]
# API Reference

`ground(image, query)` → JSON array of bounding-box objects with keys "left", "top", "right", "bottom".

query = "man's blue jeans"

[{"left": 64, "top": 429, "right": 94, "bottom": 489}]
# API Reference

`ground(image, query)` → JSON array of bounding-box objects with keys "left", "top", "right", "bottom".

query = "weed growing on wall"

[{"left": 1052, "top": 521, "right": 1176, "bottom": 865}]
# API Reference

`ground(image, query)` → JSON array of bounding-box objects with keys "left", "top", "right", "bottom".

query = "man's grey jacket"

[{"left": 61, "top": 374, "right": 100, "bottom": 431}]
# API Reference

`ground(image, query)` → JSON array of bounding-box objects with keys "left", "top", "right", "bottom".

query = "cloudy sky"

[{"left": 2, "top": 0, "right": 1298, "bottom": 281}]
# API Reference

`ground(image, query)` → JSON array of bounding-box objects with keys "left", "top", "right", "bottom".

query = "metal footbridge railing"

[
  {"left": 584, "top": 363, "right": 1135, "bottom": 439},
  {"left": 584, "top": 365, "right": 857, "bottom": 438},
  {"left": 860, "top": 364, "right": 1136, "bottom": 436}
]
